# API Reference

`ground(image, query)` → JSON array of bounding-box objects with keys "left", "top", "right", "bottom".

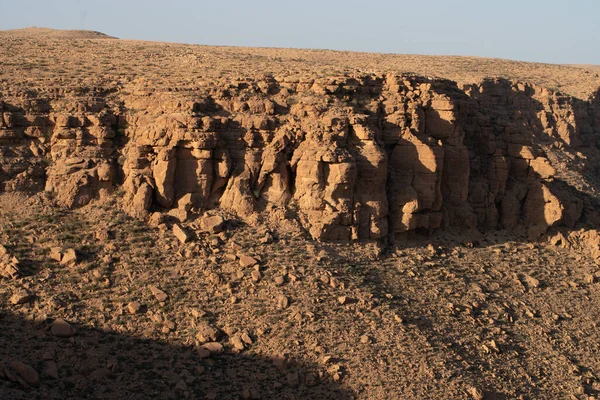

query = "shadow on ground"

[{"left": 0, "top": 310, "right": 353, "bottom": 400}]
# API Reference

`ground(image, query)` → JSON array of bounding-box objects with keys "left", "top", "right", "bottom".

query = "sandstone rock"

[
  {"left": 508, "top": 144, "right": 536, "bottom": 159},
  {"left": 240, "top": 331, "right": 253, "bottom": 345},
  {"left": 149, "top": 286, "right": 168, "bottom": 302},
  {"left": 239, "top": 255, "right": 258, "bottom": 268},
  {"left": 60, "top": 248, "right": 77, "bottom": 266},
  {"left": 549, "top": 231, "right": 569, "bottom": 248},
  {"left": 0, "top": 248, "right": 21, "bottom": 279},
  {"left": 163, "top": 319, "right": 176, "bottom": 332},
  {"left": 49, "top": 247, "right": 63, "bottom": 262},
  {"left": 1, "top": 71, "right": 599, "bottom": 244},
  {"left": 10, "top": 362, "right": 39, "bottom": 387},
  {"left": 10, "top": 290, "right": 32, "bottom": 305},
  {"left": 167, "top": 208, "right": 188, "bottom": 223},
  {"left": 148, "top": 212, "right": 165, "bottom": 227},
  {"left": 271, "top": 354, "right": 287, "bottom": 371},
  {"left": 201, "top": 342, "right": 224, "bottom": 353},
  {"left": 196, "top": 325, "right": 221, "bottom": 343},
  {"left": 276, "top": 294, "right": 289, "bottom": 309},
  {"left": 172, "top": 224, "right": 190, "bottom": 244},
  {"left": 127, "top": 301, "right": 143, "bottom": 314},
  {"left": 529, "top": 157, "right": 556, "bottom": 179},
  {"left": 230, "top": 335, "right": 245, "bottom": 351},
  {"left": 251, "top": 270, "right": 261, "bottom": 282},
  {"left": 176, "top": 193, "right": 196, "bottom": 212},
  {"left": 524, "top": 183, "right": 564, "bottom": 239},
  {"left": 51, "top": 319, "right": 76, "bottom": 338},
  {"left": 1, "top": 262, "right": 21, "bottom": 279},
  {"left": 153, "top": 148, "right": 177, "bottom": 208},
  {"left": 196, "top": 347, "right": 211, "bottom": 358},
  {"left": 131, "top": 182, "right": 153, "bottom": 217},
  {"left": 523, "top": 274, "right": 540, "bottom": 288},
  {"left": 222, "top": 325, "right": 237, "bottom": 336},
  {"left": 200, "top": 215, "right": 225, "bottom": 233}
]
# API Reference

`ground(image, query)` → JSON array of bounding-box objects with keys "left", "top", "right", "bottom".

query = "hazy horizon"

[{"left": 1, "top": 0, "right": 599, "bottom": 65}]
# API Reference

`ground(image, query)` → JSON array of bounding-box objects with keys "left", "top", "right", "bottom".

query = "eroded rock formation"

[{"left": 1, "top": 75, "right": 600, "bottom": 241}]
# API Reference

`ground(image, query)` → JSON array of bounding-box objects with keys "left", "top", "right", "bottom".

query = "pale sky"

[{"left": 0, "top": 0, "right": 598, "bottom": 65}]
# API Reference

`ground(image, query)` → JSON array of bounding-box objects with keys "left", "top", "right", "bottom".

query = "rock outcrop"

[
  {"left": 1, "top": 74, "right": 600, "bottom": 241},
  {"left": 0, "top": 244, "right": 21, "bottom": 279}
]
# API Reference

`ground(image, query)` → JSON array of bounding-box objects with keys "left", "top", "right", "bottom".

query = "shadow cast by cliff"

[{"left": 0, "top": 311, "right": 353, "bottom": 400}]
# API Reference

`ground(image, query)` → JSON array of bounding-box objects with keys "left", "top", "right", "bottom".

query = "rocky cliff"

[{"left": 2, "top": 74, "right": 600, "bottom": 241}]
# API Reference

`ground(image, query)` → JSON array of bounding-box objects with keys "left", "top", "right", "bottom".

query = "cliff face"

[{"left": 1, "top": 74, "right": 600, "bottom": 240}]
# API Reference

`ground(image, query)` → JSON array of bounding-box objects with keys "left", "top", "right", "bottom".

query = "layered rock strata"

[{"left": 1, "top": 75, "right": 599, "bottom": 240}]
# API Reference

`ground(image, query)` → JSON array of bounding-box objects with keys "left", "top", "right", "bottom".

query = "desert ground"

[{"left": 1, "top": 28, "right": 600, "bottom": 400}]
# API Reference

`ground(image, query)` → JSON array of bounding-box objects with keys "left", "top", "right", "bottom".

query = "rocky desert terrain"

[{"left": 1, "top": 27, "right": 600, "bottom": 399}]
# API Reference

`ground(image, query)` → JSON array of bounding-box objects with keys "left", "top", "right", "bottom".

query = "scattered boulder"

[
  {"left": 240, "top": 332, "right": 252, "bottom": 345},
  {"left": 196, "top": 324, "right": 221, "bottom": 343},
  {"left": 230, "top": 335, "right": 245, "bottom": 351},
  {"left": 172, "top": 224, "right": 190, "bottom": 244},
  {"left": 251, "top": 270, "right": 262, "bottom": 282},
  {"left": 201, "top": 342, "right": 224, "bottom": 354},
  {"left": 196, "top": 347, "right": 211, "bottom": 358},
  {"left": 276, "top": 294, "right": 289, "bottom": 309},
  {"left": 60, "top": 248, "right": 78, "bottom": 266},
  {"left": 10, "top": 289, "right": 32, "bottom": 305},
  {"left": 9, "top": 361, "right": 39, "bottom": 387},
  {"left": 127, "top": 301, "right": 144, "bottom": 314},
  {"left": 239, "top": 255, "right": 258, "bottom": 268},
  {"left": 273, "top": 276, "right": 285, "bottom": 286},
  {"left": 51, "top": 319, "right": 76, "bottom": 338},
  {"left": 167, "top": 208, "right": 188, "bottom": 223},
  {"left": 49, "top": 247, "right": 63, "bottom": 262},
  {"left": 149, "top": 286, "right": 168, "bottom": 302},
  {"left": 271, "top": 354, "right": 287, "bottom": 371},
  {"left": 200, "top": 215, "right": 225, "bottom": 233},
  {"left": 148, "top": 212, "right": 165, "bottom": 227},
  {"left": 523, "top": 274, "right": 541, "bottom": 289},
  {"left": 177, "top": 193, "right": 194, "bottom": 212}
]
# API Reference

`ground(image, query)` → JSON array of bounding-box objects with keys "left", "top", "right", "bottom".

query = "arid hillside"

[
  {"left": 1, "top": 29, "right": 600, "bottom": 400},
  {"left": 1, "top": 28, "right": 599, "bottom": 99},
  {"left": 0, "top": 27, "right": 116, "bottom": 40}
]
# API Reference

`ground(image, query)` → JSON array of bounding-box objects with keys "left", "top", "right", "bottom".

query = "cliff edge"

[{"left": 1, "top": 33, "right": 600, "bottom": 245}]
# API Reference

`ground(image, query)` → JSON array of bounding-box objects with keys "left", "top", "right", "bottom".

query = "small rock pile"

[{"left": 0, "top": 244, "right": 21, "bottom": 279}]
